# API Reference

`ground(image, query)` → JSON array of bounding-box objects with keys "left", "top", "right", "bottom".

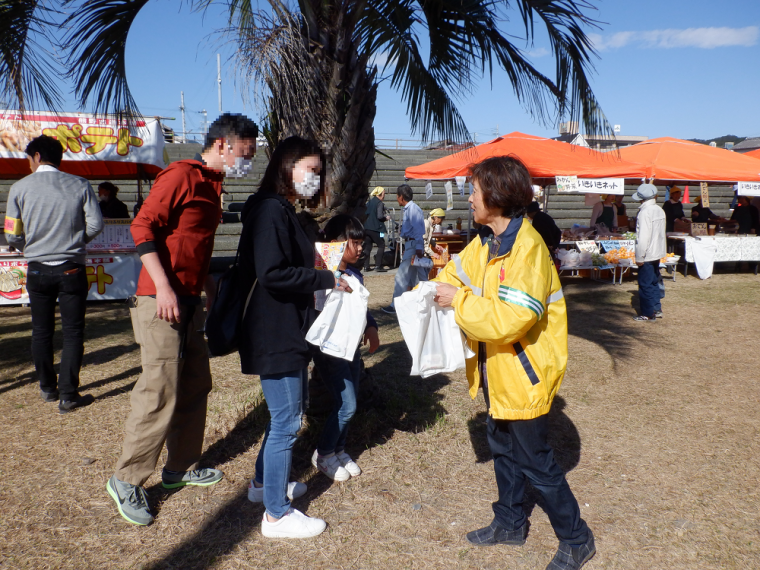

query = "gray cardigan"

[{"left": 5, "top": 167, "right": 104, "bottom": 264}]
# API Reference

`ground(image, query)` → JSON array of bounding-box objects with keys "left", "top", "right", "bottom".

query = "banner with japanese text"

[
  {"left": 0, "top": 110, "right": 165, "bottom": 179},
  {"left": 556, "top": 176, "right": 624, "bottom": 195},
  {"left": 738, "top": 181, "right": 760, "bottom": 196},
  {"left": 0, "top": 253, "right": 141, "bottom": 305}
]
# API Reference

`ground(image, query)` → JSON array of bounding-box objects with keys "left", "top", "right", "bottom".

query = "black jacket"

[
  {"left": 238, "top": 192, "right": 334, "bottom": 375},
  {"left": 531, "top": 211, "right": 562, "bottom": 250},
  {"left": 99, "top": 197, "right": 130, "bottom": 219},
  {"left": 364, "top": 196, "right": 387, "bottom": 233}
]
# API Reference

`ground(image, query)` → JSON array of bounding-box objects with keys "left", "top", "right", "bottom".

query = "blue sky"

[{"left": 63, "top": 0, "right": 760, "bottom": 144}]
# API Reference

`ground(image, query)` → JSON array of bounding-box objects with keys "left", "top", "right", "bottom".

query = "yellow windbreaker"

[{"left": 433, "top": 218, "right": 568, "bottom": 421}]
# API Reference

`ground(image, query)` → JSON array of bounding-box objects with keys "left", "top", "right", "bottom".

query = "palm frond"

[
  {"left": 0, "top": 0, "right": 63, "bottom": 113},
  {"left": 358, "top": 0, "right": 471, "bottom": 143},
  {"left": 61, "top": 0, "right": 151, "bottom": 119},
  {"left": 515, "top": 0, "right": 612, "bottom": 137}
]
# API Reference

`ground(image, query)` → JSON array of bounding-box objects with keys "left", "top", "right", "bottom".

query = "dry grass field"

[{"left": 1, "top": 269, "right": 759, "bottom": 570}]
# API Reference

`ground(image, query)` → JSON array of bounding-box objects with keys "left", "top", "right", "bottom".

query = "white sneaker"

[
  {"left": 248, "top": 480, "right": 308, "bottom": 503},
  {"left": 261, "top": 507, "right": 326, "bottom": 538},
  {"left": 311, "top": 450, "right": 351, "bottom": 481},
  {"left": 336, "top": 451, "right": 362, "bottom": 477}
]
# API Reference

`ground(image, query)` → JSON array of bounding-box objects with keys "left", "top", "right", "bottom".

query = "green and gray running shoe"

[
  {"left": 106, "top": 475, "right": 153, "bottom": 526},
  {"left": 161, "top": 467, "right": 223, "bottom": 489}
]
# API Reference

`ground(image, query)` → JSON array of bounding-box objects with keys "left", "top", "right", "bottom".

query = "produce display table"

[{"left": 667, "top": 235, "right": 760, "bottom": 276}]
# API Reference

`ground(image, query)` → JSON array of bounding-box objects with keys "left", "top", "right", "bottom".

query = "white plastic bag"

[
  {"left": 395, "top": 282, "right": 474, "bottom": 378},
  {"left": 306, "top": 274, "right": 369, "bottom": 360}
]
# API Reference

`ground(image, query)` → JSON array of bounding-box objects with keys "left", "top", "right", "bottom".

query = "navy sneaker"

[
  {"left": 59, "top": 394, "right": 94, "bottom": 414},
  {"left": 546, "top": 531, "right": 596, "bottom": 570},
  {"left": 466, "top": 521, "right": 527, "bottom": 546},
  {"left": 381, "top": 305, "right": 396, "bottom": 314}
]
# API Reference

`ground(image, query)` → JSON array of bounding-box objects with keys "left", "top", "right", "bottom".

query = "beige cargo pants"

[{"left": 114, "top": 295, "right": 213, "bottom": 486}]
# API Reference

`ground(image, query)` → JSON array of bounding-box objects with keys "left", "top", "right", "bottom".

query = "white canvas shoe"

[
  {"left": 248, "top": 480, "right": 307, "bottom": 503},
  {"left": 336, "top": 451, "right": 362, "bottom": 477},
  {"left": 261, "top": 508, "right": 326, "bottom": 538},
  {"left": 311, "top": 450, "right": 351, "bottom": 481}
]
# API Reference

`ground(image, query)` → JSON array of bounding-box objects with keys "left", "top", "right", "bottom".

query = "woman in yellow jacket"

[{"left": 432, "top": 156, "right": 595, "bottom": 570}]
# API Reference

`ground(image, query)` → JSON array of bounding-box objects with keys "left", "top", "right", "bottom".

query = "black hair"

[
  {"left": 526, "top": 201, "right": 540, "bottom": 214},
  {"left": 25, "top": 135, "right": 63, "bottom": 167},
  {"left": 203, "top": 113, "right": 259, "bottom": 151},
  {"left": 98, "top": 181, "right": 119, "bottom": 195},
  {"left": 259, "top": 136, "right": 324, "bottom": 197},
  {"left": 323, "top": 214, "right": 365, "bottom": 242},
  {"left": 396, "top": 184, "right": 413, "bottom": 202}
]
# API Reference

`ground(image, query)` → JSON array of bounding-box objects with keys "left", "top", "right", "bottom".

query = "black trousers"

[
  {"left": 487, "top": 414, "right": 589, "bottom": 546},
  {"left": 362, "top": 229, "right": 385, "bottom": 270},
  {"left": 26, "top": 261, "right": 88, "bottom": 399}
]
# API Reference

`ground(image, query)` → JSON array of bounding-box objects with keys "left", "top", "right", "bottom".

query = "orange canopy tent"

[
  {"left": 744, "top": 148, "right": 760, "bottom": 161},
  {"left": 404, "top": 132, "right": 647, "bottom": 181},
  {"left": 617, "top": 137, "right": 760, "bottom": 184}
]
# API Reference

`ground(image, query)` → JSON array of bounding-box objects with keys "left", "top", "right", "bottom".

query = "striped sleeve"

[{"left": 497, "top": 285, "right": 545, "bottom": 320}]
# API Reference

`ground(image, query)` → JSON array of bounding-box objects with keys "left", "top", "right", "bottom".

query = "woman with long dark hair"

[{"left": 238, "top": 136, "right": 345, "bottom": 539}]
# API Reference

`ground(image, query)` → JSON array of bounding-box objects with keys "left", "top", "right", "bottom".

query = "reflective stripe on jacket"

[{"left": 433, "top": 219, "right": 568, "bottom": 420}]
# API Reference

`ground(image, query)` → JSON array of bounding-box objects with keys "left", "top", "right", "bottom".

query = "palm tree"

[{"left": 1, "top": 0, "right": 611, "bottom": 214}]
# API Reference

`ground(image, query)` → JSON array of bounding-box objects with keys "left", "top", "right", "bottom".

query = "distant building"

[
  {"left": 732, "top": 137, "right": 760, "bottom": 153},
  {"left": 553, "top": 128, "right": 647, "bottom": 152}
]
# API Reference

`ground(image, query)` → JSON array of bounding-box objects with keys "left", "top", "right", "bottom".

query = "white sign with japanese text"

[
  {"left": 738, "top": 181, "right": 760, "bottom": 196},
  {"left": 558, "top": 177, "right": 625, "bottom": 195},
  {"left": 556, "top": 176, "right": 579, "bottom": 192}
]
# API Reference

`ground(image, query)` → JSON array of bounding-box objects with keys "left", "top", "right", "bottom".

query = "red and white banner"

[{"left": 0, "top": 110, "right": 165, "bottom": 179}]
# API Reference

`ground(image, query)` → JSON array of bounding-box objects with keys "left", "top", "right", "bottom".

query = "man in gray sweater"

[{"left": 4, "top": 135, "right": 103, "bottom": 412}]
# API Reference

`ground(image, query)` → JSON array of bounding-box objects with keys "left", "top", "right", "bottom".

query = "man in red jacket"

[{"left": 107, "top": 114, "right": 258, "bottom": 526}]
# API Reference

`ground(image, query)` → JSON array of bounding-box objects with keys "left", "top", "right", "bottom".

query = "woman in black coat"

[{"left": 238, "top": 137, "right": 344, "bottom": 539}]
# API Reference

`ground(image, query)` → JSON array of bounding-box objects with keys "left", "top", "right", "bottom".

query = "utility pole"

[
  {"left": 217, "top": 54, "right": 222, "bottom": 113},
  {"left": 180, "top": 91, "right": 187, "bottom": 143}
]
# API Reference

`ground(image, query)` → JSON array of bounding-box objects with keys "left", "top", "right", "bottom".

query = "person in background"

[
  {"left": 4, "top": 134, "right": 103, "bottom": 413},
  {"left": 238, "top": 136, "right": 346, "bottom": 539},
  {"left": 107, "top": 113, "right": 259, "bottom": 527},
  {"left": 730, "top": 196, "right": 760, "bottom": 234},
  {"left": 97, "top": 182, "right": 130, "bottom": 219},
  {"left": 431, "top": 156, "right": 595, "bottom": 570},
  {"left": 632, "top": 183, "right": 667, "bottom": 322},
  {"left": 690, "top": 196, "right": 723, "bottom": 223},
  {"left": 614, "top": 194, "right": 626, "bottom": 216},
  {"left": 423, "top": 207, "right": 447, "bottom": 259},
  {"left": 526, "top": 201, "right": 561, "bottom": 253},
  {"left": 362, "top": 186, "right": 389, "bottom": 272},
  {"left": 311, "top": 214, "right": 380, "bottom": 482},
  {"left": 382, "top": 184, "right": 426, "bottom": 314},
  {"left": 589, "top": 194, "right": 618, "bottom": 229},
  {"left": 662, "top": 186, "right": 688, "bottom": 233}
]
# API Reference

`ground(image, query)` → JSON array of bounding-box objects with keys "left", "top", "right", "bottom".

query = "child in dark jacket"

[{"left": 311, "top": 215, "right": 380, "bottom": 481}]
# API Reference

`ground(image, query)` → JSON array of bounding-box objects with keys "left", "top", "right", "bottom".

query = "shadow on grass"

[
  {"left": 562, "top": 279, "right": 646, "bottom": 363},
  {"left": 142, "top": 335, "right": 449, "bottom": 569}
]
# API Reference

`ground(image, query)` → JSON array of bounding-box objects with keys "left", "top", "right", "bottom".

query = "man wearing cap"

[
  {"left": 632, "top": 184, "right": 666, "bottom": 322},
  {"left": 382, "top": 184, "right": 426, "bottom": 314},
  {"left": 424, "top": 208, "right": 447, "bottom": 259}
]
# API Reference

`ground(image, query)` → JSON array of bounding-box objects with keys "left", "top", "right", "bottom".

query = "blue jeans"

[
  {"left": 26, "top": 261, "right": 88, "bottom": 399},
  {"left": 313, "top": 349, "right": 361, "bottom": 455},
  {"left": 254, "top": 369, "right": 308, "bottom": 519},
  {"left": 637, "top": 261, "right": 662, "bottom": 317},
  {"left": 391, "top": 241, "right": 428, "bottom": 305},
  {"left": 487, "top": 415, "right": 590, "bottom": 546}
]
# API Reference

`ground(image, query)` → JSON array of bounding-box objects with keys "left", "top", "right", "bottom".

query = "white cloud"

[
  {"left": 525, "top": 47, "right": 549, "bottom": 58},
  {"left": 590, "top": 26, "right": 759, "bottom": 51}
]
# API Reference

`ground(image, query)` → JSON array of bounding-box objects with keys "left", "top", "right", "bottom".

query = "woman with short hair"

[{"left": 432, "top": 155, "right": 595, "bottom": 570}]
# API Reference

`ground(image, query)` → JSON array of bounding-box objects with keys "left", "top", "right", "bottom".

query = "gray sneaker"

[
  {"left": 106, "top": 475, "right": 153, "bottom": 526},
  {"left": 161, "top": 467, "right": 223, "bottom": 489}
]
